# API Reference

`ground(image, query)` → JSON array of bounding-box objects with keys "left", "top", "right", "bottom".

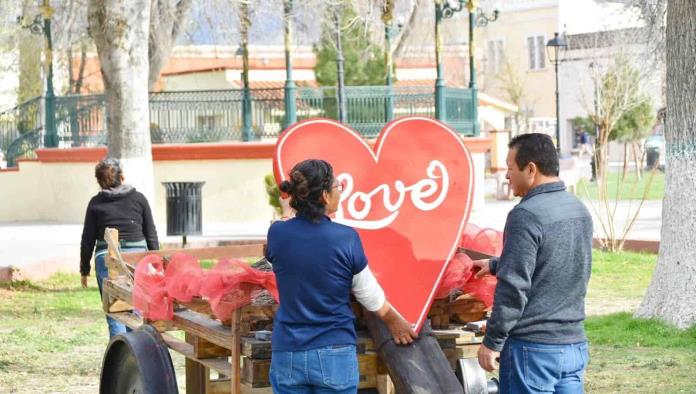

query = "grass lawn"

[
  {"left": 577, "top": 170, "right": 664, "bottom": 200},
  {"left": 1, "top": 250, "right": 694, "bottom": 393}
]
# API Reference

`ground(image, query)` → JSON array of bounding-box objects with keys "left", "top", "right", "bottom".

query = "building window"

[
  {"left": 527, "top": 35, "right": 546, "bottom": 70},
  {"left": 486, "top": 40, "right": 505, "bottom": 74}
]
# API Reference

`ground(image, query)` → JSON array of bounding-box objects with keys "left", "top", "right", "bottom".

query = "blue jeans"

[
  {"left": 270, "top": 345, "right": 359, "bottom": 393},
  {"left": 500, "top": 338, "right": 589, "bottom": 394},
  {"left": 95, "top": 246, "right": 147, "bottom": 338}
]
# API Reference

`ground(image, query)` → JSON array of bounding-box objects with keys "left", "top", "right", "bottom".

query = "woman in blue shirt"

[{"left": 266, "top": 159, "right": 416, "bottom": 393}]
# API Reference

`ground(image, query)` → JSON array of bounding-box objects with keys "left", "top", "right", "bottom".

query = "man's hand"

[
  {"left": 473, "top": 259, "right": 491, "bottom": 279},
  {"left": 477, "top": 343, "right": 500, "bottom": 372},
  {"left": 80, "top": 275, "right": 88, "bottom": 288}
]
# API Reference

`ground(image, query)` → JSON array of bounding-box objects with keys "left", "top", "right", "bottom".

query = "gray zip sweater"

[{"left": 483, "top": 181, "right": 592, "bottom": 352}]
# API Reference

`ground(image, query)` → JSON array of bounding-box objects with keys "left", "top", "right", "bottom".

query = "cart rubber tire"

[{"left": 100, "top": 324, "right": 178, "bottom": 394}]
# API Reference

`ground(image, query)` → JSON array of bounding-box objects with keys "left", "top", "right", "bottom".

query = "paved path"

[{"left": 1, "top": 198, "right": 662, "bottom": 280}]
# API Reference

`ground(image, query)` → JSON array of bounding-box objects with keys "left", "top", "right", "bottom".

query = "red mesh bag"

[
  {"left": 434, "top": 252, "right": 497, "bottom": 309},
  {"left": 471, "top": 228, "right": 503, "bottom": 257},
  {"left": 133, "top": 254, "right": 279, "bottom": 322},
  {"left": 164, "top": 253, "right": 204, "bottom": 302},
  {"left": 460, "top": 224, "right": 503, "bottom": 257},
  {"left": 462, "top": 274, "right": 497, "bottom": 309},
  {"left": 198, "top": 259, "right": 279, "bottom": 321},
  {"left": 133, "top": 254, "right": 173, "bottom": 320},
  {"left": 435, "top": 253, "right": 474, "bottom": 299},
  {"left": 460, "top": 223, "right": 481, "bottom": 250}
]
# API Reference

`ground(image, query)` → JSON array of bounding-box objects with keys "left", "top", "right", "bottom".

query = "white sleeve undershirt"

[{"left": 352, "top": 265, "right": 386, "bottom": 312}]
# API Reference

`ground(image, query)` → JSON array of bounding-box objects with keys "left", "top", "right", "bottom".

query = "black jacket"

[{"left": 80, "top": 185, "right": 159, "bottom": 275}]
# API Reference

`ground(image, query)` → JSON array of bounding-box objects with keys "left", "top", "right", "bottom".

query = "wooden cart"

[{"left": 99, "top": 229, "right": 490, "bottom": 394}]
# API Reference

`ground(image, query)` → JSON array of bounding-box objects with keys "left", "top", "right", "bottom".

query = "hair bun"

[{"left": 279, "top": 180, "right": 293, "bottom": 194}]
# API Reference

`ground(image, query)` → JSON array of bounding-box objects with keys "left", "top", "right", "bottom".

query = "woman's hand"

[
  {"left": 376, "top": 301, "right": 418, "bottom": 345},
  {"left": 81, "top": 275, "right": 88, "bottom": 288}
]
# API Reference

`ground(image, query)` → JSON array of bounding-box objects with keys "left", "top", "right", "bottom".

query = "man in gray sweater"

[{"left": 475, "top": 133, "right": 592, "bottom": 393}]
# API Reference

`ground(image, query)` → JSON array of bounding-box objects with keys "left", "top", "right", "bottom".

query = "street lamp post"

[
  {"left": 18, "top": 1, "right": 57, "bottom": 148},
  {"left": 239, "top": 1, "right": 253, "bottom": 141},
  {"left": 434, "top": 0, "right": 498, "bottom": 133},
  {"left": 433, "top": 0, "right": 459, "bottom": 122},
  {"left": 334, "top": 5, "right": 346, "bottom": 124},
  {"left": 383, "top": 0, "right": 397, "bottom": 122},
  {"left": 546, "top": 32, "right": 567, "bottom": 153},
  {"left": 283, "top": 0, "right": 297, "bottom": 130}
]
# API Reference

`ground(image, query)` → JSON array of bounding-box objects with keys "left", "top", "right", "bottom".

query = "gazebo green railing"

[{"left": 0, "top": 86, "right": 476, "bottom": 167}]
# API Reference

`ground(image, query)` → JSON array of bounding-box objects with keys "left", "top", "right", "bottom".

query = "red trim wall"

[{"left": 31, "top": 137, "right": 491, "bottom": 164}]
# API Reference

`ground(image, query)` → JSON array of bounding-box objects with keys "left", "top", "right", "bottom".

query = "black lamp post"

[
  {"left": 17, "top": 1, "right": 57, "bottom": 148},
  {"left": 434, "top": 0, "right": 498, "bottom": 134},
  {"left": 546, "top": 32, "right": 567, "bottom": 154},
  {"left": 334, "top": 4, "right": 346, "bottom": 124}
]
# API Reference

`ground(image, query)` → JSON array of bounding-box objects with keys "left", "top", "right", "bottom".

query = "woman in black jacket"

[{"left": 80, "top": 158, "right": 159, "bottom": 338}]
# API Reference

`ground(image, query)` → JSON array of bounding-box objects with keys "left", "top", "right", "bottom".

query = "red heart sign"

[{"left": 273, "top": 117, "right": 474, "bottom": 331}]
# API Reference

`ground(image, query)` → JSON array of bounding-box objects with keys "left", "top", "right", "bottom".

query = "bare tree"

[
  {"left": 636, "top": 0, "right": 696, "bottom": 329},
  {"left": 585, "top": 56, "right": 648, "bottom": 181},
  {"left": 148, "top": 0, "right": 192, "bottom": 89},
  {"left": 88, "top": 0, "right": 154, "bottom": 203},
  {"left": 581, "top": 56, "right": 654, "bottom": 252},
  {"left": 496, "top": 57, "right": 532, "bottom": 135}
]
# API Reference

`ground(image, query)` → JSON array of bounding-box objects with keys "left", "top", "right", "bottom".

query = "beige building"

[{"left": 476, "top": 0, "right": 646, "bottom": 153}]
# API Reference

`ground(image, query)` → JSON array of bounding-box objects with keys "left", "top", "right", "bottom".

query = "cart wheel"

[
  {"left": 455, "top": 358, "right": 499, "bottom": 394},
  {"left": 100, "top": 324, "right": 178, "bottom": 394}
]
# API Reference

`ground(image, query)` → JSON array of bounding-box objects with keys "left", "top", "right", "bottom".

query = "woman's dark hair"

[
  {"left": 279, "top": 159, "right": 334, "bottom": 222},
  {"left": 95, "top": 158, "right": 123, "bottom": 189},
  {"left": 508, "top": 133, "right": 559, "bottom": 176}
]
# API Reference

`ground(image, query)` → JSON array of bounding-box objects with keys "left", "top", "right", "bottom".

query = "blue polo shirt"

[{"left": 265, "top": 214, "right": 368, "bottom": 352}]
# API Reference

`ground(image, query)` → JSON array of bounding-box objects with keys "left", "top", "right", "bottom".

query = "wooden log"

[
  {"left": 241, "top": 383, "right": 273, "bottom": 394},
  {"left": 193, "top": 336, "right": 232, "bottom": 358},
  {"left": 239, "top": 352, "right": 380, "bottom": 389},
  {"left": 376, "top": 374, "right": 395, "bottom": 394},
  {"left": 365, "top": 314, "right": 463, "bottom": 394},
  {"left": 242, "top": 357, "right": 271, "bottom": 388},
  {"left": 241, "top": 337, "right": 272, "bottom": 359},
  {"left": 230, "top": 309, "right": 242, "bottom": 394},
  {"left": 357, "top": 332, "right": 375, "bottom": 354},
  {"left": 185, "top": 333, "right": 209, "bottom": 394},
  {"left": 358, "top": 373, "right": 377, "bottom": 389},
  {"left": 449, "top": 295, "right": 488, "bottom": 323},
  {"left": 120, "top": 243, "right": 266, "bottom": 265}
]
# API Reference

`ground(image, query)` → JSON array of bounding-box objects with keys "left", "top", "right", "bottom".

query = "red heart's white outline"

[{"left": 274, "top": 116, "right": 475, "bottom": 331}]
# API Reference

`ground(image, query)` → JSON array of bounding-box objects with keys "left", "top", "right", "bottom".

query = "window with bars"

[
  {"left": 527, "top": 35, "right": 546, "bottom": 70},
  {"left": 486, "top": 40, "right": 505, "bottom": 74}
]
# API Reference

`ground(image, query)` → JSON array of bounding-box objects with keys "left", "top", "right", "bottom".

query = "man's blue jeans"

[
  {"left": 500, "top": 338, "right": 589, "bottom": 394},
  {"left": 270, "top": 345, "right": 359, "bottom": 393},
  {"left": 95, "top": 246, "right": 146, "bottom": 338}
]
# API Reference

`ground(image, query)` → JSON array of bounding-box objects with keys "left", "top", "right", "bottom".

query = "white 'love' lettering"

[{"left": 333, "top": 160, "right": 449, "bottom": 230}]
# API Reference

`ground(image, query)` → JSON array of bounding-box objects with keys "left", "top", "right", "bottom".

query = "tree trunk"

[
  {"left": 88, "top": 0, "right": 155, "bottom": 205},
  {"left": 148, "top": 0, "right": 192, "bottom": 90},
  {"left": 632, "top": 141, "right": 642, "bottom": 180},
  {"left": 622, "top": 142, "right": 629, "bottom": 181},
  {"left": 75, "top": 42, "right": 87, "bottom": 94},
  {"left": 636, "top": 0, "right": 696, "bottom": 329},
  {"left": 391, "top": 0, "right": 420, "bottom": 60},
  {"left": 594, "top": 138, "right": 607, "bottom": 183}
]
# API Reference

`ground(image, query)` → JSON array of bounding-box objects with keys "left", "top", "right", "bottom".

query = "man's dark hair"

[{"left": 508, "top": 133, "right": 559, "bottom": 176}]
